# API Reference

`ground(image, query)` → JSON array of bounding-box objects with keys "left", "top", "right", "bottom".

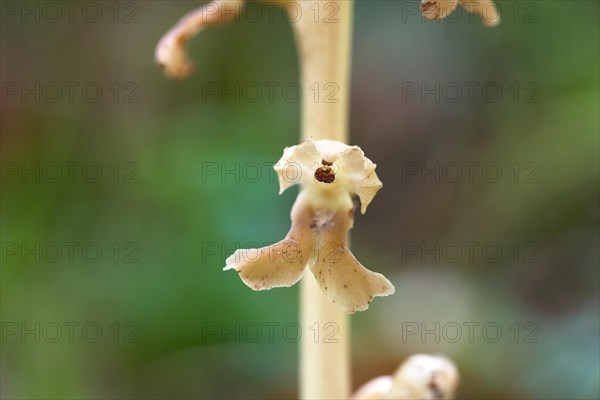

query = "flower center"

[{"left": 315, "top": 159, "right": 335, "bottom": 183}]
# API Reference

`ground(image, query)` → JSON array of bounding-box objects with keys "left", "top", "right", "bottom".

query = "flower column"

[{"left": 292, "top": 2, "right": 353, "bottom": 399}]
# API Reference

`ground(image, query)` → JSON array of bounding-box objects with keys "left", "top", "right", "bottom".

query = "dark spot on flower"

[
  {"left": 315, "top": 166, "right": 335, "bottom": 183},
  {"left": 428, "top": 374, "right": 444, "bottom": 399},
  {"left": 310, "top": 222, "right": 317, "bottom": 229}
]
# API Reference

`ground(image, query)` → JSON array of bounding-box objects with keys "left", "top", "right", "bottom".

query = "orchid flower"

[
  {"left": 351, "top": 354, "right": 459, "bottom": 400},
  {"left": 224, "top": 139, "right": 395, "bottom": 313}
]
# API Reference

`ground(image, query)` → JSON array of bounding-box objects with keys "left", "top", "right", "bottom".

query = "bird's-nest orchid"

[{"left": 224, "top": 140, "right": 395, "bottom": 313}]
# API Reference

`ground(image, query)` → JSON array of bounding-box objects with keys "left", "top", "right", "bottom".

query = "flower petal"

[
  {"left": 224, "top": 238, "right": 308, "bottom": 290},
  {"left": 224, "top": 194, "right": 316, "bottom": 290},
  {"left": 274, "top": 140, "right": 320, "bottom": 194},
  {"left": 313, "top": 139, "right": 353, "bottom": 163},
  {"left": 310, "top": 247, "right": 395, "bottom": 314},
  {"left": 305, "top": 199, "right": 393, "bottom": 313},
  {"left": 336, "top": 146, "right": 382, "bottom": 214}
]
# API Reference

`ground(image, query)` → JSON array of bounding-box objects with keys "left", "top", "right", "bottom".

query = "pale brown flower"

[
  {"left": 224, "top": 140, "right": 395, "bottom": 313},
  {"left": 351, "top": 354, "right": 460, "bottom": 400}
]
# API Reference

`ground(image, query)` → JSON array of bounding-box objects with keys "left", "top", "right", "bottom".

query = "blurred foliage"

[{"left": 1, "top": 1, "right": 598, "bottom": 399}]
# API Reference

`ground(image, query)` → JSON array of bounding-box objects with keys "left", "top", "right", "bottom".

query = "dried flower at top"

[
  {"left": 155, "top": 0, "right": 245, "bottom": 79},
  {"left": 155, "top": 0, "right": 499, "bottom": 79},
  {"left": 421, "top": 0, "right": 500, "bottom": 26}
]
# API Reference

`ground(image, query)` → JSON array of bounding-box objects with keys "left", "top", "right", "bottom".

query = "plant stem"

[{"left": 293, "top": 1, "right": 353, "bottom": 398}]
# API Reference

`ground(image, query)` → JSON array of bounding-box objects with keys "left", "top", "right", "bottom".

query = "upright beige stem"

[
  {"left": 294, "top": 0, "right": 353, "bottom": 142},
  {"left": 293, "top": 1, "right": 353, "bottom": 398}
]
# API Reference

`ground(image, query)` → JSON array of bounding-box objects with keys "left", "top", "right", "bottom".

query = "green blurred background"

[{"left": 1, "top": 1, "right": 598, "bottom": 399}]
